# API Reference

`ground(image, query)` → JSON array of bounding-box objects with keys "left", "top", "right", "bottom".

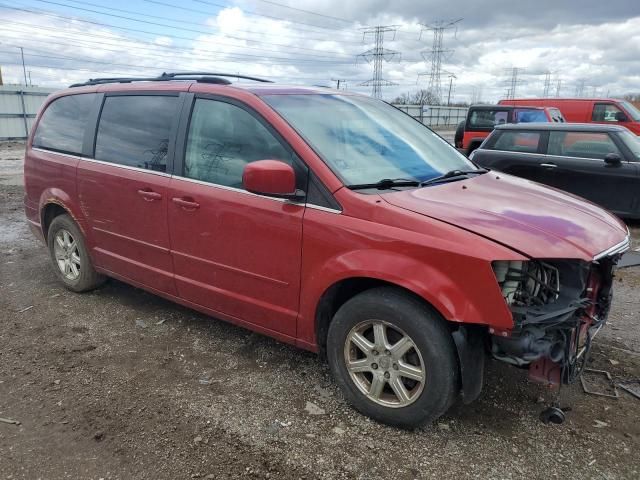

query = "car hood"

[{"left": 382, "top": 172, "right": 629, "bottom": 260}]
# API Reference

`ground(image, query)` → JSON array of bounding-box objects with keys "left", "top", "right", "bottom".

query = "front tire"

[
  {"left": 47, "top": 214, "right": 105, "bottom": 292},
  {"left": 327, "top": 287, "right": 458, "bottom": 429}
]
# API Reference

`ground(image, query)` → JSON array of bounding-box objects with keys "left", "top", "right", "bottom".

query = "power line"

[
  {"left": 251, "top": 0, "right": 360, "bottom": 25},
  {"left": 191, "top": 0, "right": 362, "bottom": 33},
  {"left": 55, "top": 0, "right": 358, "bottom": 44},
  {"left": 24, "top": 0, "right": 354, "bottom": 58},
  {"left": 357, "top": 26, "right": 400, "bottom": 99},
  {"left": 417, "top": 19, "right": 462, "bottom": 104},
  {"left": 0, "top": 21, "right": 354, "bottom": 65}
]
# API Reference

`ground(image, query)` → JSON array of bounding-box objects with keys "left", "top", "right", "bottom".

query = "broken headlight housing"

[{"left": 492, "top": 260, "right": 560, "bottom": 307}]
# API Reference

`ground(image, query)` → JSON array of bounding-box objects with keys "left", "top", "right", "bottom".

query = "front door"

[
  {"left": 543, "top": 130, "right": 639, "bottom": 216},
  {"left": 77, "top": 94, "right": 182, "bottom": 294},
  {"left": 168, "top": 96, "right": 306, "bottom": 336}
]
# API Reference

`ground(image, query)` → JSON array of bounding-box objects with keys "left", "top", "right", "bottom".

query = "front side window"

[
  {"left": 491, "top": 131, "right": 542, "bottom": 153},
  {"left": 184, "top": 99, "right": 294, "bottom": 189},
  {"left": 592, "top": 103, "right": 625, "bottom": 122},
  {"left": 33, "top": 93, "right": 95, "bottom": 155},
  {"left": 548, "top": 131, "right": 620, "bottom": 159},
  {"left": 619, "top": 101, "right": 640, "bottom": 121},
  {"left": 617, "top": 130, "right": 640, "bottom": 159},
  {"left": 263, "top": 94, "right": 473, "bottom": 185},
  {"left": 94, "top": 95, "right": 177, "bottom": 172}
]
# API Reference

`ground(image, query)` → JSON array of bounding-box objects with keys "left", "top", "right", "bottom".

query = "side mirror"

[
  {"left": 604, "top": 152, "right": 622, "bottom": 165},
  {"left": 615, "top": 111, "right": 628, "bottom": 122},
  {"left": 242, "top": 160, "right": 301, "bottom": 199}
]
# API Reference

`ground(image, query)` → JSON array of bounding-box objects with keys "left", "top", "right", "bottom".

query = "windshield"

[
  {"left": 263, "top": 94, "right": 474, "bottom": 186},
  {"left": 618, "top": 130, "right": 640, "bottom": 158},
  {"left": 620, "top": 100, "right": 640, "bottom": 121},
  {"left": 515, "top": 109, "right": 548, "bottom": 123}
]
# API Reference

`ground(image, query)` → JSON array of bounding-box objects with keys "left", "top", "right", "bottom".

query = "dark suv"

[
  {"left": 24, "top": 73, "right": 629, "bottom": 428},
  {"left": 471, "top": 123, "right": 640, "bottom": 219}
]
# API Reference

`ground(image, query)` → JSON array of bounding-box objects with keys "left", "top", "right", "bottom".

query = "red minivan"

[
  {"left": 500, "top": 98, "right": 640, "bottom": 135},
  {"left": 24, "top": 73, "right": 630, "bottom": 428}
]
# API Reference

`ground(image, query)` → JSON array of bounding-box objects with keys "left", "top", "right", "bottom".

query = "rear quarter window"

[
  {"left": 33, "top": 93, "right": 95, "bottom": 155},
  {"left": 468, "top": 109, "right": 509, "bottom": 129}
]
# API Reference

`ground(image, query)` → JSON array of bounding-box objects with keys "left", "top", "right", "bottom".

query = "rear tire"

[
  {"left": 47, "top": 214, "right": 105, "bottom": 292},
  {"left": 454, "top": 121, "right": 465, "bottom": 148},
  {"left": 327, "top": 287, "right": 458, "bottom": 429}
]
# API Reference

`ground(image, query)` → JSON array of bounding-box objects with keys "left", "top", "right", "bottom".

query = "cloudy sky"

[{"left": 1, "top": 0, "right": 639, "bottom": 102}]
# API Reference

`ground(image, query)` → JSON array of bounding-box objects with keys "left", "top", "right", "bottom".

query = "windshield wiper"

[
  {"left": 347, "top": 178, "right": 421, "bottom": 191},
  {"left": 420, "top": 168, "right": 488, "bottom": 186}
]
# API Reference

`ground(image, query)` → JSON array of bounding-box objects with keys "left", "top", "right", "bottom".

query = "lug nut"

[
  {"left": 372, "top": 350, "right": 379, "bottom": 356},
  {"left": 384, "top": 349, "right": 390, "bottom": 355},
  {"left": 384, "top": 372, "right": 390, "bottom": 379},
  {"left": 371, "top": 363, "right": 378, "bottom": 370},
  {"left": 392, "top": 364, "right": 398, "bottom": 370}
]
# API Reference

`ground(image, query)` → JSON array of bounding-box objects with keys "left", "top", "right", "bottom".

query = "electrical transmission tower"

[
  {"left": 503, "top": 67, "right": 524, "bottom": 99},
  {"left": 446, "top": 73, "right": 457, "bottom": 105},
  {"left": 542, "top": 70, "right": 552, "bottom": 97},
  {"left": 331, "top": 78, "right": 347, "bottom": 90},
  {"left": 357, "top": 25, "right": 400, "bottom": 99},
  {"left": 575, "top": 79, "right": 586, "bottom": 97},
  {"left": 555, "top": 78, "right": 562, "bottom": 97},
  {"left": 417, "top": 19, "right": 462, "bottom": 104}
]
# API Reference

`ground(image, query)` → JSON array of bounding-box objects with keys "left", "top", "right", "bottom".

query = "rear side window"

[
  {"left": 184, "top": 98, "right": 293, "bottom": 189},
  {"left": 33, "top": 94, "right": 95, "bottom": 155},
  {"left": 468, "top": 109, "right": 509, "bottom": 129},
  {"left": 95, "top": 95, "right": 177, "bottom": 172},
  {"left": 548, "top": 131, "right": 620, "bottom": 159},
  {"left": 491, "top": 131, "right": 541, "bottom": 153},
  {"left": 514, "top": 109, "right": 547, "bottom": 123}
]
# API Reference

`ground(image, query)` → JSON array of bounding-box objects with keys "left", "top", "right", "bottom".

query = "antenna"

[{"left": 357, "top": 25, "right": 401, "bottom": 99}]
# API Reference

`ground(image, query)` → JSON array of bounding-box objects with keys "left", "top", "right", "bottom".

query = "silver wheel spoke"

[
  {"left": 57, "top": 259, "right": 66, "bottom": 271},
  {"left": 350, "top": 332, "right": 374, "bottom": 355},
  {"left": 369, "top": 376, "right": 385, "bottom": 399},
  {"left": 397, "top": 360, "right": 424, "bottom": 382},
  {"left": 55, "top": 234, "right": 65, "bottom": 249},
  {"left": 344, "top": 320, "right": 425, "bottom": 408},
  {"left": 64, "top": 260, "right": 71, "bottom": 276},
  {"left": 389, "top": 376, "right": 411, "bottom": 404},
  {"left": 70, "top": 252, "right": 81, "bottom": 265},
  {"left": 63, "top": 230, "right": 71, "bottom": 248},
  {"left": 69, "top": 262, "right": 80, "bottom": 277},
  {"left": 390, "top": 336, "right": 414, "bottom": 360},
  {"left": 372, "top": 323, "right": 389, "bottom": 350},
  {"left": 347, "top": 358, "right": 371, "bottom": 373}
]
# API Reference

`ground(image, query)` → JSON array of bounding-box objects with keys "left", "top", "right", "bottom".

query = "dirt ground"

[{"left": 1, "top": 142, "right": 640, "bottom": 479}]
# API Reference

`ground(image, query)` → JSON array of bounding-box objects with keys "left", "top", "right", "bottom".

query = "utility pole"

[
  {"left": 357, "top": 25, "right": 401, "bottom": 99},
  {"left": 19, "top": 46, "right": 27, "bottom": 86},
  {"left": 417, "top": 19, "right": 462, "bottom": 105},
  {"left": 331, "top": 78, "right": 346, "bottom": 90},
  {"left": 542, "top": 70, "right": 552, "bottom": 97},
  {"left": 28, "top": 70, "right": 32, "bottom": 86},
  {"left": 446, "top": 73, "right": 456, "bottom": 105}
]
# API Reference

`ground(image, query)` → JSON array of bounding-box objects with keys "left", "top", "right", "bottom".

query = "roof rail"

[{"left": 69, "top": 72, "right": 273, "bottom": 88}]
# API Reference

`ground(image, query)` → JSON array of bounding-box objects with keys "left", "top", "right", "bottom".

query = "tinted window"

[
  {"left": 184, "top": 99, "right": 293, "bottom": 188},
  {"left": 592, "top": 103, "right": 625, "bottom": 122},
  {"left": 548, "top": 131, "right": 620, "bottom": 159},
  {"left": 492, "top": 131, "right": 541, "bottom": 153},
  {"left": 33, "top": 94, "right": 94, "bottom": 155},
  {"left": 514, "top": 109, "right": 547, "bottom": 123},
  {"left": 468, "top": 109, "right": 509, "bottom": 128},
  {"left": 618, "top": 130, "right": 640, "bottom": 158},
  {"left": 95, "top": 95, "right": 177, "bottom": 172}
]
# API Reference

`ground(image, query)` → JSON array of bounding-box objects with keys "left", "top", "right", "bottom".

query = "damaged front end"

[{"left": 489, "top": 242, "right": 627, "bottom": 387}]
